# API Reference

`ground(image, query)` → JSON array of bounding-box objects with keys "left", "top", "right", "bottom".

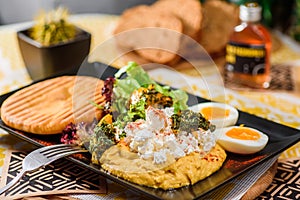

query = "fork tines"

[{"left": 40, "top": 144, "right": 86, "bottom": 158}]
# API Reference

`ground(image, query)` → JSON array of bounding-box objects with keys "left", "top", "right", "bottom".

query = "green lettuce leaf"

[{"left": 112, "top": 62, "right": 188, "bottom": 127}]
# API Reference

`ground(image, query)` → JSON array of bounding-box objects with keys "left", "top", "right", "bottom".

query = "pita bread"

[{"left": 1, "top": 76, "right": 104, "bottom": 134}]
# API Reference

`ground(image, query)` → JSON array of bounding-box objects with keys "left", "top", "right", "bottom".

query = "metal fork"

[{"left": 0, "top": 144, "right": 87, "bottom": 195}]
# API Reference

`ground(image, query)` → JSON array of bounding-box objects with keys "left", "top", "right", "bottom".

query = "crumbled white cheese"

[
  {"left": 196, "top": 130, "right": 216, "bottom": 153},
  {"left": 153, "top": 134, "right": 164, "bottom": 149},
  {"left": 181, "top": 133, "right": 200, "bottom": 154},
  {"left": 138, "top": 140, "right": 154, "bottom": 160},
  {"left": 123, "top": 106, "right": 216, "bottom": 164},
  {"left": 146, "top": 106, "right": 167, "bottom": 131},
  {"left": 163, "top": 107, "right": 175, "bottom": 117},
  {"left": 153, "top": 149, "right": 168, "bottom": 164}
]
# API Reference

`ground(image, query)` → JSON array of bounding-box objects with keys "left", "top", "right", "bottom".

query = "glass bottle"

[{"left": 225, "top": 2, "right": 272, "bottom": 89}]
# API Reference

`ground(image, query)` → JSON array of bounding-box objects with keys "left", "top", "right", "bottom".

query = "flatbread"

[
  {"left": 100, "top": 144, "right": 226, "bottom": 190},
  {"left": 1, "top": 76, "right": 104, "bottom": 134}
]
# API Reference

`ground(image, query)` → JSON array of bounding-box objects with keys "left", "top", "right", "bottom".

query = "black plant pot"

[{"left": 17, "top": 27, "right": 91, "bottom": 81}]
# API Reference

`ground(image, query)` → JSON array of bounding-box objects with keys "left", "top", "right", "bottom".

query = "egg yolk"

[
  {"left": 226, "top": 127, "right": 261, "bottom": 140},
  {"left": 201, "top": 107, "right": 230, "bottom": 120}
]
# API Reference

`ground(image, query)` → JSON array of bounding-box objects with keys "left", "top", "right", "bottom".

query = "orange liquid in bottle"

[{"left": 225, "top": 3, "right": 272, "bottom": 89}]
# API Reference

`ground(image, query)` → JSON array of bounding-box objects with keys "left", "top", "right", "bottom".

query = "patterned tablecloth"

[{"left": 0, "top": 14, "right": 300, "bottom": 199}]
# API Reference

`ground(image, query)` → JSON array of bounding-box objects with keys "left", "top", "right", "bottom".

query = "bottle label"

[{"left": 225, "top": 42, "right": 266, "bottom": 75}]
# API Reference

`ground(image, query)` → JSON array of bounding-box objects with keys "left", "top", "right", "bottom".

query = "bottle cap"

[{"left": 239, "top": 2, "right": 262, "bottom": 22}]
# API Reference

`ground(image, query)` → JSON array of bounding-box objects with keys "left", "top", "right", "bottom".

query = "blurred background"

[
  {"left": 0, "top": 0, "right": 299, "bottom": 41},
  {"left": 0, "top": 0, "right": 156, "bottom": 24}
]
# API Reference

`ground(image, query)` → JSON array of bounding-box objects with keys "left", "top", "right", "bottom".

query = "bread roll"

[
  {"left": 198, "top": 0, "right": 239, "bottom": 54},
  {"left": 114, "top": 5, "right": 183, "bottom": 64}
]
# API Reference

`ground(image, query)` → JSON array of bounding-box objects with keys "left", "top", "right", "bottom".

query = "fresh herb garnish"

[{"left": 171, "top": 110, "right": 215, "bottom": 132}]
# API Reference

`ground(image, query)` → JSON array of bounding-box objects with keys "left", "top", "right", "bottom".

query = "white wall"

[
  {"left": 0, "top": 0, "right": 156, "bottom": 24},
  {"left": 0, "top": 0, "right": 56, "bottom": 24}
]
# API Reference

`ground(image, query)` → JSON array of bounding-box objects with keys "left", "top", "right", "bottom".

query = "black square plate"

[{"left": 0, "top": 62, "right": 299, "bottom": 200}]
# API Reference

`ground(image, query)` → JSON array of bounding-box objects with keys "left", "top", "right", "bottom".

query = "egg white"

[
  {"left": 214, "top": 126, "right": 269, "bottom": 154},
  {"left": 189, "top": 102, "right": 239, "bottom": 128}
]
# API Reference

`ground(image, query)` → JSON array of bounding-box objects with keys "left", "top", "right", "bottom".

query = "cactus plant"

[{"left": 29, "top": 7, "right": 76, "bottom": 46}]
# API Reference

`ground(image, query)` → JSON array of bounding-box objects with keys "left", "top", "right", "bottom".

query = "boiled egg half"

[
  {"left": 189, "top": 102, "right": 239, "bottom": 128},
  {"left": 215, "top": 126, "right": 269, "bottom": 154}
]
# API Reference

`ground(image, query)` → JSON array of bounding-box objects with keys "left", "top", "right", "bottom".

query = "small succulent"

[{"left": 29, "top": 7, "right": 76, "bottom": 46}]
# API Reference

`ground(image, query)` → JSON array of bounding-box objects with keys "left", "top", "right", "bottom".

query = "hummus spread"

[{"left": 100, "top": 143, "right": 226, "bottom": 190}]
